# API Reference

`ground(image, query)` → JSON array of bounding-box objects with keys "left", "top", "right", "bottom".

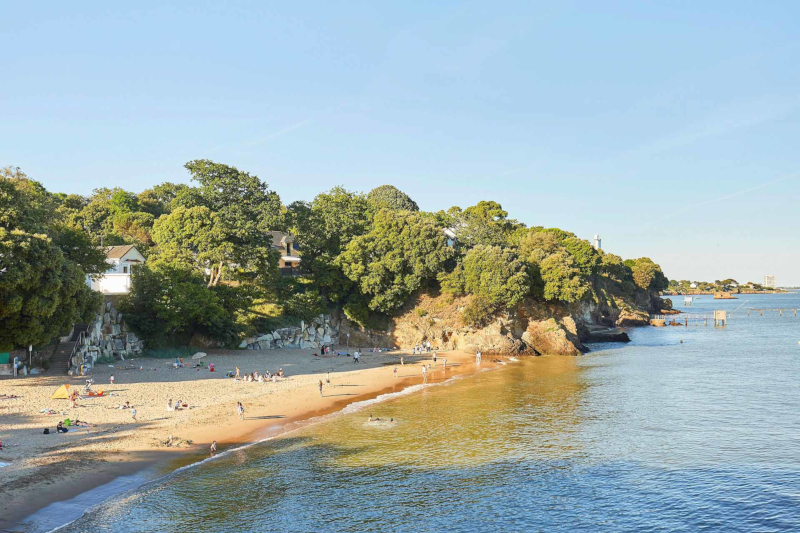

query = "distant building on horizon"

[
  {"left": 593, "top": 234, "right": 601, "bottom": 250},
  {"left": 764, "top": 275, "right": 776, "bottom": 288}
]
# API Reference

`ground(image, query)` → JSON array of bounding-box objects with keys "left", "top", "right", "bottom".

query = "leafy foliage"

[
  {"left": 120, "top": 265, "right": 242, "bottom": 347},
  {"left": 337, "top": 210, "right": 453, "bottom": 312},
  {"left": 0, "top": 229, "right": 102, "bottom": 350},
  {"left": 366, "top": 185, "right": 419, "bottom": 212}
]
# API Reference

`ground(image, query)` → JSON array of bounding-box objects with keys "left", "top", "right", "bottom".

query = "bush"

[
  {"left": 461, "top": 295, "right": 497, "bottom": 328},
  {"left": 282, "top": 290, "right": 325, "bottom": 322}
]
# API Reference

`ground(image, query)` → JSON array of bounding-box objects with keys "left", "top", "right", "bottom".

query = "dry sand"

[{"left": 0, "top": 347, "right": 482, "bottom": 528}]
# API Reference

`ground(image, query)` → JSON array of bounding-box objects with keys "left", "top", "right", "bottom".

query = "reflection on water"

[{"left": 57, "top": 294, "right": 800, "bottom": 532}]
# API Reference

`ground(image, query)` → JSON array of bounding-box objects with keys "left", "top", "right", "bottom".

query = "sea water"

[{"left": 50, "top": 294, "right": 800, "bottom": 532}]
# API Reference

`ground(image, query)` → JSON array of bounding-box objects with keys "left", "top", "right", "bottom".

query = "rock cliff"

[{"left": 334, "top": 285, "right": 665, "bottom": 357}]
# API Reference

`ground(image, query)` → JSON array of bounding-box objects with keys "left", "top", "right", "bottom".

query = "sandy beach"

[{"left": 0, "top": 347, "right": 484, "bottom": 529}]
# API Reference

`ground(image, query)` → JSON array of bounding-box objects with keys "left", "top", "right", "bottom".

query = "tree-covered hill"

[{"left": 1, "top": 161, "right": 669, "bottom": 350}]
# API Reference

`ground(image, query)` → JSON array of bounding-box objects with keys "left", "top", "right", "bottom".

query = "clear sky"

[{"left": 3, "top": 2, "right": 799, "bottom": 285}]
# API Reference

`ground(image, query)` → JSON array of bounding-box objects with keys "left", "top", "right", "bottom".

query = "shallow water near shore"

[{"left": 47, "top": 294, "right": 800, "bottom": 532}]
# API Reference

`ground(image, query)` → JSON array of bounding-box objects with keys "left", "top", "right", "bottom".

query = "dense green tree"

[
  {"left": 50, "top": 223, "right": 109, "bottom": 275},
  {"left": 183, "top": 160, "right": 283, "bottom": 284},
  {"left": 109, "top": 190, "right": 139, "bottom": 214},
  {"left": 628, "top": 257, "right": 669, "bottom": 291},
  {"left": 441, "top": 245, "right": 531, "bottom": 326},
  {"left": 562, "top": 237, "right": 600, "bottom": 275},
  {"left": 150, "top": 206, "right": 230, "bottom": 285},
  {"left": 113, "top": 211, "right": 156, "bottom": 246},
  {"left": 0, "top": 229, "right": 102, "bottom": 350},
  {"left": 287, "top": 187, "right": 372, "bottom": 303},
  {"left": 137, "top": 182, "right": 190, "bottom": 218},
  {"left": 442, "top": 245, "right": 530, "bottom": 308},
  {"left": 366, "top": 184, "right": 419, "bottom": 212},
  {"left": 539, "top": 251, "right": 589, "bottom": 302},
  {"left": 337, "top": 210, "right": 453, "bottom": 312},
  {"left": 121, "top": 265, "right": 240, "bottom": 347},
  {"left": 0, "top": 167, "right": 59, "bottom": 232}
]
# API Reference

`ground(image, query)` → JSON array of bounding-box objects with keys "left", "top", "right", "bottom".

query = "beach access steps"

[{"left": 51, "top": 323, "right": 88, "bottom": 374}]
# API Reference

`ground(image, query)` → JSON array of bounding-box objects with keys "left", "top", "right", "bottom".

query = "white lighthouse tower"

[{"left": 593, "top": 234, "right": 601, "bottom": 250}]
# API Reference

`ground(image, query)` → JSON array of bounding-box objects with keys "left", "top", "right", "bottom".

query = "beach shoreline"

[{"left": 0, "top": 348, "right": 488, "bottom": 530}]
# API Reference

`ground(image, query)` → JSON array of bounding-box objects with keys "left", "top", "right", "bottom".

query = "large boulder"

[
  {"left": 615, "top": 309, "right": 649, "bottom": 327},
  {"left": 521, "top": 318, "right": 583, "bottom": 356}
]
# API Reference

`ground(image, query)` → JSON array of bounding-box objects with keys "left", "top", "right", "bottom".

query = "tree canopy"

[
  {"left": 337, "top": 209, "right": 452, "bottom": 313},
  {"left": 1, "top": 160, "right": 670, "bottom": 349},
  {"left": 366, "top": 185, "right": 419, "bottom": 212}
]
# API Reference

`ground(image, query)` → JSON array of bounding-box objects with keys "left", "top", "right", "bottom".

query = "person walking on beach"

[
  {"left": 326, "top": 371, "right": 331, "bottom": 386},
  {"left": 433, "top": 352, "right": 437, "bottom": 366},
  {"left": 393, "top": 366, "right": 398, "bottom": 378},
  {"left": 237, "top": 401, "right": 245, "bottom": 420},
  {"left": 401, "top": 356, "right": 404, "bottom": 366},
  {"left": 210, "top": 441, "right": 217, "bottom": 457},
  {"left": 443, "top": 359, "right": 447, "bottom": 370},
  {"left": 235, "top": 367, "right": 240, "bottom": 380},
  {"left": 109, "top": 374, "right": 114, "bottom": 385},
  {"left": 131, "top": 407, "right": 137, "bottom": 421},
  {"left": 319, "top": 380, "right": 324, "bottom": 397},
  {"left": 354, "top": 351, "right": 360, "bottom": 364},
  {"left": 422, "top": 365, "right": 427, "bottom": 383}
]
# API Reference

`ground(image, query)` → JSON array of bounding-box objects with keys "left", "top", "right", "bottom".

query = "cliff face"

[{"left": 336, "top": 286, "right": 665, "bottom": 357}]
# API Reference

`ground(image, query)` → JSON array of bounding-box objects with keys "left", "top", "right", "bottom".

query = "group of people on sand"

[
  {"left": 233, "top": 367, "right": 284, "bottom": 383},
  {"left": 167, "top": 398, "right": 189, "bottom": 412},
  {"left": 412, "top": 341, "right": 433, "bottom": 354}
]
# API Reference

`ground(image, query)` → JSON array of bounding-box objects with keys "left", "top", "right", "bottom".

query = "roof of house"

[
  {"left": 103, "top": 245, "right": 138, "bottom": 259},
  {"left": 268, "top": 231, "right": 294, "bottom": 248}
]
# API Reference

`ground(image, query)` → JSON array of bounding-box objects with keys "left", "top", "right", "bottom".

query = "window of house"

[{"left": 123, "top": 266, "right": 128, "bottom": 273}]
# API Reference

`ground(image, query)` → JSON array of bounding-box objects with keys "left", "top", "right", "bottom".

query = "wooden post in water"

[{"left": 685, "top": 317, "right": 688, "bottom": 326}]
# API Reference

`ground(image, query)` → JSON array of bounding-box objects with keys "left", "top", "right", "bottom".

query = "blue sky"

[{"left": 3, "top": 1, "right": 799, "bottom": 285}]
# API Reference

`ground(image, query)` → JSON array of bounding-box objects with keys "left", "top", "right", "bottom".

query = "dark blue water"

[{"left": 52, "top": 294, "right": 800, "bottom": 532}]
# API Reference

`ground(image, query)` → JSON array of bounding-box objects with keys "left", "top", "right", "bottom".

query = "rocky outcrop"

[
  {"left": 238, "top": 314, "right": 341, "bottom": 351},
  {"left": 521, "top": 317, "right": 583, "bottom": 356},
  {"left": 341, "top": 287, "right": 660, "bottom": 357},
  {"left": 69, "top": 301, "right": 144, "bottom": 374}
]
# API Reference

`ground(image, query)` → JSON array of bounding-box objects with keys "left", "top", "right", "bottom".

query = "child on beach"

[
  {"left": 393, "top": 366, "right": 398, "bottom": 378},
  {"left": 237, "top": 402, "right": 245, "bottom": 420},
  {"left": 326, "top": 371, "right": 331, "bottom": 386},
  {"left": 109, "top": 374, "right": 114, "bottom": 385},
  {"left": 319, "top": 380, "right": 324, "bottom": 397},
  {"left": 131, "top": 407, "right": 137, "bottom": 421},
  {"left": 422, "top": 365, "right": 427, "bottom": 383},
  {"left": 210, "top": 441, "right": 217, "bottom": 456}
]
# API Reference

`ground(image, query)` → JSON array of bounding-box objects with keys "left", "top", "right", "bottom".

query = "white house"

[
  {"left": 269, "top": 232, "right": 301, "bottom": 275},
  {"left": 86, "top": 245, "right": 146, "bottom": 294},
  {"left": 689, "top": 282, "right": 698, "bottom": 289}
]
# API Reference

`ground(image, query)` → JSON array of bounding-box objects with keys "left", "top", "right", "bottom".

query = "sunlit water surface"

[{"left": 58, "top": 294, "right": 800, "bottom": 532}]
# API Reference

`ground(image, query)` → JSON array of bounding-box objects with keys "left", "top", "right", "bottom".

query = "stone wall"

[
  {"left": 70, "top": 301, "right": 144, "bottom": 374},
  {"left": 238, "top": 314, "right": 341, "bottom": 351}
]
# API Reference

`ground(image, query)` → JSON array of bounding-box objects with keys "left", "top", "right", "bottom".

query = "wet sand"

[{"left": 0, "top": 348, "right": 485, "bottom": 530}]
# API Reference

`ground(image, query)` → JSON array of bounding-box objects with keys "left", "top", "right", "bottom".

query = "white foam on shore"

[{"left": 34, "top": 373, "right": 465, "bottom": 533}]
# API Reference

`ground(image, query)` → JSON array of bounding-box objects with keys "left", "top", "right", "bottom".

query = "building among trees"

[
  {"left": 764, "top": 275, "right": 776, "bottom": 288},
  {"left": 86, "top": 245, "right": 145, "bottom": 294},
  {"left": 270, "top": 231, "right": 301, "bottom": 275}
]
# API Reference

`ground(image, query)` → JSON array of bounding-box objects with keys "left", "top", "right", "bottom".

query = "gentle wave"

[{"left": 40, "top": 373, "right": 468, "bottom": 532}]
